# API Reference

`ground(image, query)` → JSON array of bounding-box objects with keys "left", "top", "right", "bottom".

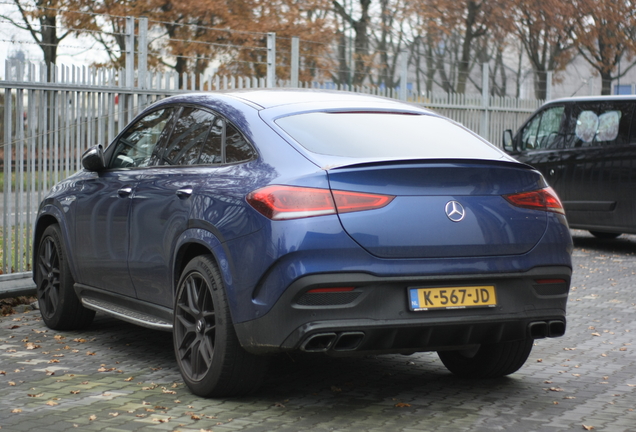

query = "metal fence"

[{"left": 0, "top": 54, "right": 542, "bottom": 276}]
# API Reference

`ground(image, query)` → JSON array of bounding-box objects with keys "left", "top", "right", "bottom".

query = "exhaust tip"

[
  {"left": 528, "top": 322, "right": 548, "bottom": 339},
  {"left": 300, "top": 333, "right": 337, "bottom": 352},
  {"left": 548, "top": 320, "right": 566, "bottom": 337},
  {"left": 333, "top": 332, "right": 365, "bottom": 351}
]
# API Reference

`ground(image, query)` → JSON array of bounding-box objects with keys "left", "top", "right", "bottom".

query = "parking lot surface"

[{"left": 1, "top": 230, "right": 635, "bottom": 432}]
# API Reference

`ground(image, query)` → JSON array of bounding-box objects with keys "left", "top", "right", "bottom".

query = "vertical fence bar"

[
  {"left": 138, "top": 17, "right": 148, "bottom": 109},
  {"left": 3, "top": 61, "right": 13, "bottom": 273},
  {"left": 267, "top": 32, "right": 276, "bottom": 88},
  {"left": 480, "top": 63, "right": 490, "bottom": 140},
  {"left": 400, "top": 49, "right": 408, "bottom": 101},
  {"left": 291, "top": 37, "right": 299, "bottom": 88},
  {"left": 15, "top": 61, "right": 25, "bottom": 272}
]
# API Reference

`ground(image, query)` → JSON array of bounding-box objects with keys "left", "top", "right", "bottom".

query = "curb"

[{"left": 0, "top": 272, "right": 36, "bottom": 299}]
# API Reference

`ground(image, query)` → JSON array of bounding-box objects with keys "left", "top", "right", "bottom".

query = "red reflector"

[
  {"left": 246, "top": 185, "right": 394, "bottom": 220},
  {"left": 307, "top": 287, "right": 355, "bottom": 293},
  {"left": 503, "top": 187, "right": 565, "bottom": 214},
  {"left": 535, "top": 279, "right": 567, "bottom": 284}
]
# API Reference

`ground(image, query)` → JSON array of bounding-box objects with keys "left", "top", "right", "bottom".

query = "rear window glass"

[{"left": 275, "top": 112, "right": 504, "bottom": 159}]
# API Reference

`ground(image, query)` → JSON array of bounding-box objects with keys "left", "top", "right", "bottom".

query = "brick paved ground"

[{"left": 0, "top": 230, "right": 635, "bottom": 432}]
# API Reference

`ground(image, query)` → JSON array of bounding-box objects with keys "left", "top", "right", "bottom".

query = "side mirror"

[
  {"left": 502, "top": 129, "right": 515, "bottom": 152},
  {"left": 82, "top": 145, "right": 105, "bottom": 172}
]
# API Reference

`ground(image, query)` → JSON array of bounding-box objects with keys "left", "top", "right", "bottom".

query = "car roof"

[
  {"left": 224, "top": 88, "right": 414, "bottom": 109},
  {"left": 544, "top": 95, "right": 636, "bottom": 105}
]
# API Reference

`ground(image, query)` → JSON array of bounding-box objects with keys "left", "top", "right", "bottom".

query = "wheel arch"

[
  {"left": 33, "top": 208, "right": 72, "bottom": 280},
  {"left": 172, "top": 229, "right": 237, "bottom": 315}
]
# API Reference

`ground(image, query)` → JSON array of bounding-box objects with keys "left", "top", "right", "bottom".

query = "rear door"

[{"left": 129, "top": 107, "right": 218, "bottom": 307}]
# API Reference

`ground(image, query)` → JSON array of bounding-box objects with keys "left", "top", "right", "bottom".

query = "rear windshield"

[{"left": 275, "top": 112, "right": 504, "bottom": 159}]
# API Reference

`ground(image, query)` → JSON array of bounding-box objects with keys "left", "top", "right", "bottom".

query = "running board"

[
  {"left": 75, "top": 284, "right": 173, "bottom": 332},
  {"left": 82, "top": 298, "right": 173, "bottom": 331}
]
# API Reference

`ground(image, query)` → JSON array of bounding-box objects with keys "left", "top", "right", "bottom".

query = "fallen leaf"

[
  {"left": 8, "top": 381, "right": 16, "bottom": 386},
  {"left": 395, "top": 402, "right": 411, "bottom": 408},
  {"left": 273, "top": 402, "right": 285, "bottom": 408},
  {"left": 11, "top": 408, "right": 22, "bottom": 413},
  {"left": 89, "top": 415, "right": 96, "bottom": 421},
  {"left": 548, "top": 387, "right": 563, "bottom": 392},
  {"left": 109, "top": 412, "right": 119, "bottom": 417},
  {"left": 582, "top": 425, "right": 594, "bottom": 430},
  {"left": 70, "top": 390, "right": 80, "bottom": 395},
  {"left": 330, "top": 386, "right": 342, "bottom": 393},
  {"left": 25, "top": 343, "right": 40, "bottom": 350},
  {"left": 27, "top": 393, "right": 43, "bottom": 398},
  {"left": 124, "top": 377, "right": 134, "bottom": 382},
  {"left": 48, "top": 359, "right": 60, "bottom": 364},
  {"left": 73, "top": 338, "right": 86, "bottom": 343},
  {"left": 591, "top": 332, "right": 601, "bottom": 337},
  {"left": 46, "top": 401, "right": 58, "bottom": 406}
]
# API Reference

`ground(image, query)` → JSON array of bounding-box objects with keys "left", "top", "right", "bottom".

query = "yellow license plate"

[{"left": 409, "top": 286, "right": 497, "bottom": 311}]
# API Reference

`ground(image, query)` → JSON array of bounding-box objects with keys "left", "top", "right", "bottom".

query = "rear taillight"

[
  {"left": 503, "top": 187, "right": 565, "bottom": 214},
  {"left": 246, "top": 185, "right": 394, "bottom": 220}
]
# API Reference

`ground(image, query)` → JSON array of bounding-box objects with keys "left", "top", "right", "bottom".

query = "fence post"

[
  {"left": 267, "top": 32, "right": 276, "bottom": 88},
  {"left": 400, "top": 49, "right": 408, "bottom": 101},
  {"left": 138, "top": 18, "right": 148, "bottom": 88},
  {"left": 125, "top": 17, "right": 135, "bottom": 123},
  {"left": 3, "top": 60, "right": 13, "bottom": 274},
  {"left": 125, "top": 17, "right": 135, "bottom": 88},
  {"left": 291, "top": 36, "right": 299, "bottom": 88},
  {"left": 481, "top": 62, "right": 490, "bottom": 140}
]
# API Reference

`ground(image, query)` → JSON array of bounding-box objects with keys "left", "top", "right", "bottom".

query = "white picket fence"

[{"left": 0, "top": 59, "right": 542, "bottom": 276}]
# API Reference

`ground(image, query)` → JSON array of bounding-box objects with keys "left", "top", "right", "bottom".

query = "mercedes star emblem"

[{"left": 445, "top": 201, "right": 466, "bottom": 222}]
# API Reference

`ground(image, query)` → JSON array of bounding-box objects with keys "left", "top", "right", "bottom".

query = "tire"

[
  {"left": 437, "top": 339, "right": 533, "bottom": 378},
  {"left": 35, "top": 224, "right": 95, "bottom": 330},
  {"left": 589, "top": 231, "right": 621, "bottom": 239},
  {"left": 173, "top": 255, "right": 268, "bottom": 397}
]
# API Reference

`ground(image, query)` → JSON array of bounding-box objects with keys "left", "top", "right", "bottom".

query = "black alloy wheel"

[
  {"left": 437, "top": 338, "right": 534, "bottom": 378},
  {"left": 173, "top": 255, "right": 267, "bottom": 397},
  {"left": 36, "top": 224, "right": 95, "bottom": 330}
]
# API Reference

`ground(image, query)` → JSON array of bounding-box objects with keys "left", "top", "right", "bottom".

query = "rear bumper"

[{"left": 234, "top": 266, "right": 571, "bottom": 355}]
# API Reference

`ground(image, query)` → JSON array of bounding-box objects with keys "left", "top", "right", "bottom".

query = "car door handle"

[
  {"left": 118, "top": 187, "right": 133, "bottom": 197},
  {"left": 176, "top": 188, "right": 193, "bottom": 199}
]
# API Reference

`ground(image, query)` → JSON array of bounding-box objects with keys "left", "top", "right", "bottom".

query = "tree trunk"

[
  {"left": 534, "top": 69, "right": 548, "bottom": 100},
  {"left": 600, "top": 70, "right": 613, "bottom": 95}
]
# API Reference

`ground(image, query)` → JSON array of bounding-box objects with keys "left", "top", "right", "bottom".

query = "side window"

[
  {"left": 162, "top": 108, "right": 215, "bottom": 165},
  {"left": 567, "top": 102, "right": 633, "bottom": 147},
  {"left": 198, "top": 116, "right": 223, "bottom": 165},
  {"left": 520, "top": 106, "right": 565, "bottom": 151},
  {"left": 109, "top": 108, "right": 174, "bottom": 168},
  {"left": 226, "top": 123, "right": 257, "bottom": 163}
]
